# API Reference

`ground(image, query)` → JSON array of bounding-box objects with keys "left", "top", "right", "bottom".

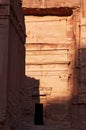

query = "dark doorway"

[{"left": 34, "top": 103, "right": 44, "bottom": 125}]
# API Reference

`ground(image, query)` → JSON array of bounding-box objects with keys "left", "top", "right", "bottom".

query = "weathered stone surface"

[
  {"left": 25, "top": 16, "right": 66, "bottom": 44},
  {"left": 0, "top": 0, "right": 9, "bottom": 4},
  {"left": 0, "top": 1, "right": 25, "bottom": 129},
  {"left": 80, "top": 19, "right": 86, "bottom": 48},
  {"left": 45, "top": 0, "right": 80, "bottom": 8},
  {"left": 23, "top": 0, "right": 86, "bottom": 129},
  {"left": 25, "top": 15, "right": 74, "bottom": 125},
  {"left": 0, "top": 18, "right": 9, "bottom": 122},
  {"left": 22, "top": 0, "right": 80, "bottom": 8}
]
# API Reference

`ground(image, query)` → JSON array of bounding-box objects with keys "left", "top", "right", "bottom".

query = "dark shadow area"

[
  {"left": 24, "top": 76, "right": 44, "bottom": 125},
  {"left": 70, "top": 48, "right": 86, "bottom": 129},
  {"left": 23, "top": 7, "right": 73, "bottom": 16},
  {"left": 45, "top": 99, "right": 72, "bottom": 126},
  {"left": 47, "top": 48, "right": 86, "bottom": 129},
  {"left": 23, "top": 75, "right": 40, "bottom": 116},
  {"left": 34, "top": 103, "right": 44, "bottom": 125},
  {"left": 23, "top": 75, "right": 44, "bottom": 125}
]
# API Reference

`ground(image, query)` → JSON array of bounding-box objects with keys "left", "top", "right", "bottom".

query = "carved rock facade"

[{"left": 22, "top": 0, "right": 86, "bottom": 129}]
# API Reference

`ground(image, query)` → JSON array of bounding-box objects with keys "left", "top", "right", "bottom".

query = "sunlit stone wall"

[{"left": 22, "top": 0, "right": 86, "bottom": 128}]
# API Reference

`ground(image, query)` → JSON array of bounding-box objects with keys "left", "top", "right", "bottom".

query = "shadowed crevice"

[{"left": 23, "top": 7, "right": 73, "bottom": 16}]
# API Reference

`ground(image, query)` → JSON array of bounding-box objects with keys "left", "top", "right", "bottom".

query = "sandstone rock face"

[
  {"left": 23, "top": 0, "right": 86, "bottom": 129},
  {"left": 0, "top": 1, "right": 25, "bottom": 129},
  {"left": 25, "top": 15, "right": 75, "bottom": 126},
  {"left": 0, "top": 0, "right": 9, "bottom": 3},
  {"left": 25, "top": 16, "right": 67, "bottom": 44},
  {"left": 22, "top": 0, "right": 80, "bottom": 8}
]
